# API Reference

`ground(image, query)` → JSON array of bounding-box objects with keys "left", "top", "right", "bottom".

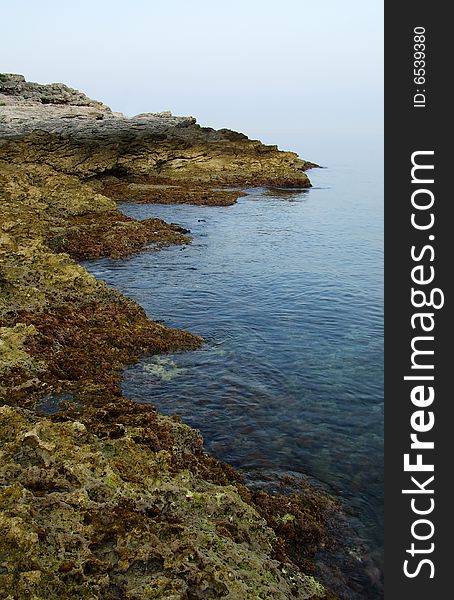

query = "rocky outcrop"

[
  {"left": 0, "top": 73, "right": 110, "bottom": 109},
  {"left": 0, "top": 74, "right": 314, "bottom": 198},
  {"left": 0, "top": 76, "right": 343, "bottom": 599}
]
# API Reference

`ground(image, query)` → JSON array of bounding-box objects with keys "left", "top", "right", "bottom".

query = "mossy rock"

[{"left": 0, "top": 406, "right": 326, "bottom": 599}]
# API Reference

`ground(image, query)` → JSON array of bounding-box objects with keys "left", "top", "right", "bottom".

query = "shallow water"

[{"left": 84, "top": 133, "right": 383, "bottom": 580}]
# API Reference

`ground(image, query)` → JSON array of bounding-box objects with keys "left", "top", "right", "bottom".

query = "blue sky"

[{"left": 1, "top": 0, "right": 383, "bottom": 138}]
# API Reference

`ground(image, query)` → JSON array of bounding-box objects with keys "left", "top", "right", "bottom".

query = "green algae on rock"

[
  {"left": 0, "top": 156, "right": 200, "bottom": 406},
  {"left": 0, "top": 405, "right": 327, "bottom": 599}
]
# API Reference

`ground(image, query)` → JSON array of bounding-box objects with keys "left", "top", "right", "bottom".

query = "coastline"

[{"left": 1, "top": 75, "right": 364, "bottom": 599}]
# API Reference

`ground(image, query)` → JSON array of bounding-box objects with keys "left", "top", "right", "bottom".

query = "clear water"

[{"left": 84, "top": 133, "right": 384, "bottom": 577}]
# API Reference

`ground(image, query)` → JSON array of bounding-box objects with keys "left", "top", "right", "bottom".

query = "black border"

[{"left": 385, "top": 4, "right": 451, "bottom": 596}]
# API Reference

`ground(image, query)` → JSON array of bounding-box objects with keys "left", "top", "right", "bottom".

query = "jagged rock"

[
  {"left": 0, "top": 73, "right": 110, "bottom": 109},
  {"left": 0, "top": 74, "right": 313, "bottom": 189},
  {"left": 0, "top": 405, "right": 326, "bottom": 599}
]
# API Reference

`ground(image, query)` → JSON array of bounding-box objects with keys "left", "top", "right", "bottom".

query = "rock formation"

[
  {"left": 0, "top": 75, "right": 353, "bottom": 600},
  {"left": 0, "top": 73, "right": 313, "bottom": 206}
]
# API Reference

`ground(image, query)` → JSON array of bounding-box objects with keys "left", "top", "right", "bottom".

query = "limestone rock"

[
  {"left": 0, "top": 74, "right": 313, "bottom": 189},
  {"left": 0, "top": 73, "right": 110, "bottom": 109}
]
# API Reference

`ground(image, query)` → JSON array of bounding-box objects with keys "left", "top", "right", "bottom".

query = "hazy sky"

[{"left": 1, "top": 0, "right": 383, "bottom": 139}]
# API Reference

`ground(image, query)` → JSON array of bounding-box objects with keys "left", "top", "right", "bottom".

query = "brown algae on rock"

[{"left": 0, "top": 405, "right": 329, "bottom": 599}]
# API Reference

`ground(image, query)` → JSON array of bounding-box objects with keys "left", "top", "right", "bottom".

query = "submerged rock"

[{"left": 143, "top": 357, "right": 188, "bottom": 382}]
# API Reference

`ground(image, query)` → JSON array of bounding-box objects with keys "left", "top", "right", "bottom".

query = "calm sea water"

[{"left": 84, "top": 133, "right": 384, "bottom": 585}]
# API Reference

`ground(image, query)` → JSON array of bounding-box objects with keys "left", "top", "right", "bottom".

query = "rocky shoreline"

[{"left": 0, "top": 75, "right": 366, "bottom": 599}]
